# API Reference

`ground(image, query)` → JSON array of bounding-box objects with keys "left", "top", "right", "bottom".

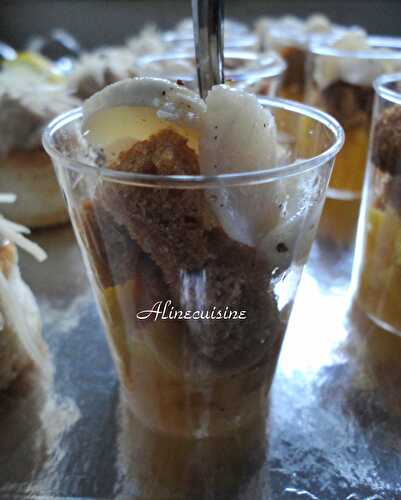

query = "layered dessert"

[
  {"left": 136, "top": 50, "right": 286, "bottom": 96},
  {"left": 0, "top": 54, "right": 80, "bottom": 228},
  {"left": 356, "top": 104, "right": 401, "bottom": 333},
  {"left": 70, "top": 77, "right": 323, "bottom": 438},
  {"left": 308, "top": 29, "right": 401, "bottom": 247},
  {"left": 0, "top": 193, "right": 47, "bottom": 391},
  {"left": 255, "top": 13, "right": 338, "bottom": 102}
]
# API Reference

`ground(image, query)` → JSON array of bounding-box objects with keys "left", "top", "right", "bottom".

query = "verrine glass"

[
  {"left": 306, "top": 36, "right": 401, "bottom": 248},
  {"left": 353, "top": 73, "right": 401, "bottom": 335},
  {"left": 43, "top": 96, "right": 343, "bottom": 440}
]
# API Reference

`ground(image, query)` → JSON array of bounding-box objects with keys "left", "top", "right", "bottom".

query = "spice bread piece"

[
  {"left": 79, "top": 199, "right": 172, "bottom": 320},
  {"left": 183, "top": 227, "right": 283, "bottom": 366},
  {"left": 100, "top": 128, "right": 210, "bottom": 288},
  {"left": 79, "top": 199, "right": 141, "bottom": 289},
  {"left": 321, "top": 80, "right": 374, "bottom": 129},
  {"left": 372, "top": 105, "right": 401, "bottom": 176},
  {"left": 281, "top": 46, "right": 306, "bottom": 93}
]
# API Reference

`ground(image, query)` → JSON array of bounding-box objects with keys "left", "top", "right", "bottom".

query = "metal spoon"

[{"left": 192, "top": 0, "right": 225, "bottom": 99}]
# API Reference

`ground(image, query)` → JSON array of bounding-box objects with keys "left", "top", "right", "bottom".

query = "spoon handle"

[{"left": 192, "top": 0, "right": 225, "bottom": 99}]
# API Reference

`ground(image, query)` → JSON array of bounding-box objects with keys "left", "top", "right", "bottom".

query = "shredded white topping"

[
  {"left": 0, "top": 194, "right": 47, "bottom": 262},
  {"left": 0, "top": 193, "right": 45, "bottom": 368},
  {"left": 0, "top": 217, "right": 47, "bottom": 262},
  {"left": 0, "top": 269, "right": 43, "bottom": 367}
]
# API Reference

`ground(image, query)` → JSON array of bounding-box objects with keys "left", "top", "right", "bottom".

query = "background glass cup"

[
  {"left": 306, "top": 36, "right": 401, "bottom": 248},
  {"left": 267, "top": 26, "right": 341, "bottom": 103},
  {"left": 136, "top": 50, "right": 287, "bottom": 96},
  {"left": 352, "top": 72, "right": 401, "bottom": 335},
  {"left": 43, "top": 97, "right": 343, "bottom": 440}
]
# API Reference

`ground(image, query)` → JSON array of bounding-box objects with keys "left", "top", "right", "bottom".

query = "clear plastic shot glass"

[
  {"left": 306, "top": 36, "right": 401, "bottom": 248},
  {"left": 352, "top": 73, "right": 401, "bottom": 335},
  {"left": 43, "top": 96, "right": 343, "bottom": 440},
  {"left": 136, "top": 50, "right": 287, "bottom": 96}
]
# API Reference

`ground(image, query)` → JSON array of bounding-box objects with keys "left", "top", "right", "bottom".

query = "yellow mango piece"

[
  {"left": 317, "top": 197, "right": 360, "bottom": 248},
  {"left": 329, "top": 125, "right": 369, "bottom": 195},
  {"left": 357, "top": 207, "right": 401, "bottom": 333}
]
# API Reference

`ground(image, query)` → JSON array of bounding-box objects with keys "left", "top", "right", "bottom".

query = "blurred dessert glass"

[
  {"left": 352, "top": 72, "right": 401, "bottom": 335},
  {"left": 43, "top": 82, "right": 343, "bottom": 440},
  {"left": 256, "top": 14, "right": 342, "bottom": 102},
  {"left": 136, "top": 50, "right": 286, "bottom": 96},
  {"left": 306, "top": 32, "right": 401, "bottom": 248},
  {"left": 0, "top": 53, "right": 79, "bottom": 228}
]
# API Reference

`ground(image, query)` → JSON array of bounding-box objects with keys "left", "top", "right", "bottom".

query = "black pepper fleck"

[{"left": 276, "top": 242, "right": 288, "bottom": 253}]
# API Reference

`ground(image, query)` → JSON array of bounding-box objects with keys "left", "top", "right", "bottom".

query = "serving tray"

[{"left": 1, "top": 225, "right": 400, "bottom": 499}]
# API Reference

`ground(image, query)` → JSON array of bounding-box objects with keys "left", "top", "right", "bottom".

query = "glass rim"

[
  {"left": 168, "top": 17, "right": 250, "bottom": 36},
  {"left": 42, "top": 96, "right": 344, "bottom": 188},
  {"left": 309, "top": 35, "right": 401, "bottom": 60},
  {"left": 374, "top": 72, "right": 401, "bottom": 105},
  {"left": 163, "top": 31, "right": 257, "bottom": 43},
  {"left": 136, "top": 50, "right": 287, "bottom": 82},
  {"left": 163, "top": 32, "right": 258, "bottom": 50}
]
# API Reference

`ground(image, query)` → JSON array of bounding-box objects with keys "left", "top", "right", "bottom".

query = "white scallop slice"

[
  {"left": 256, "top": 169, "right": 320, "bottom": 270},
  {"left": 82, "top": 77, "right": 206, "bottom": 157},
  {"left": 199, "top": 84, "right": 283, "bottom": 247}
]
